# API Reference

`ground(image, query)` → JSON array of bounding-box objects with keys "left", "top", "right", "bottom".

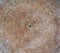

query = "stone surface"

[{"left": 0, "top": 0, "right": 60, "bottom": 53}]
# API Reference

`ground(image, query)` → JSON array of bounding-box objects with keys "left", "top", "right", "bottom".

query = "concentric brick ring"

[{"left": 0, "top": 0, "right": 59, "bottom": 53}]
